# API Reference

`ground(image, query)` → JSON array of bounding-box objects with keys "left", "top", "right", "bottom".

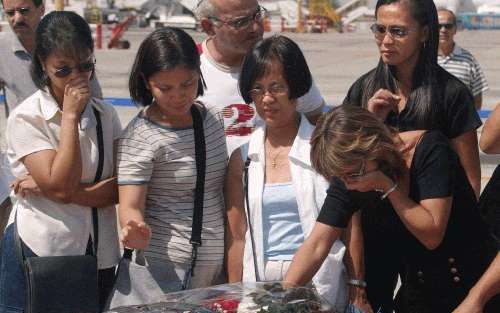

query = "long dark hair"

[{"left": 361, "top": 0, "right": 440, "bottom": 127}]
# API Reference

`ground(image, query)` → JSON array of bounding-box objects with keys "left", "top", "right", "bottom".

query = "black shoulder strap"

[
  {"left": 182, "top": 105, "right": 206, "bottom": 290},
  {"left": 92, "top": 107, "right": 104, "bottom": 257},
  {"left": 243, "top": 156, "right": 259, "bottom": 281},
  {"left": 190, "top": 105, "right": 206, "bottom": 246}
]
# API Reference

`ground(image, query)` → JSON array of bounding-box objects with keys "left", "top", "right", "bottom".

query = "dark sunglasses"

[
  {"left": 370, "top": 23, "right": 416, "bottom": 39},
  {"left": 4, "top": 7, "right": 31, "bottom": 17},
  {"left": 53, "top": 60, "right": 95, "bottom": 78},
  {"left": 439, "top": 23, "right": 455, "bottom": 30}
]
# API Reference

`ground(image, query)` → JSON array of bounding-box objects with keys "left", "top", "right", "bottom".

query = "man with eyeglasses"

[
  {"left": 0, "top": 0, "right": 102, "bottom": 241},
  {"left": 194, "top": 0, "right": 325, "bottom": 155},
  {"left": 437, "top": 8, "right": 488, "bottom": 109},
  {"left": 0, "top": 0, "right": 102, "bottom": 112}
]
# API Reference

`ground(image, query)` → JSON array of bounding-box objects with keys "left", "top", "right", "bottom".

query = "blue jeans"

[{"left": 0, "top": 224, "right": 36, "bottom": 313}]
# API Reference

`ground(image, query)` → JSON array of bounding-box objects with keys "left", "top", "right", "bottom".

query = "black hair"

[
  {"left": 239, "top": 35, "right": 312, "bottom": 104},
  {"left": 129, "top": 27, "right": 204, "bottom": 106},
  {"left": 1, "top": 0, "right": 43, "bottom": 7},
  {"left": 361, "top": 0, "right": 440, "bottom": 127},
  {"left": 31, "top": 11, "right": 94, "bottom": 90}
]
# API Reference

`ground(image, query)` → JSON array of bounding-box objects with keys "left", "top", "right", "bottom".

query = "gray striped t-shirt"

[
  {"left": 117, "top": 104, "right": 227, "bottom": 265},
  {"left": 438, "top": 44, "right": 488, "bottom": 97}
]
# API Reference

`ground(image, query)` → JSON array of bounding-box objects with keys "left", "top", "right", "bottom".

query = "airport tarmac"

[{"left": 1, "top": 27, "right": 499, "bottom": 183}]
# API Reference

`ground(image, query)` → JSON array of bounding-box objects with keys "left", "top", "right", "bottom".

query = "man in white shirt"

[
  {"left": 194, "top": 0, "right": 325, "bottom": 154},
  {"left": 437, "top": 8, "right": 488, "bottom": 109}
]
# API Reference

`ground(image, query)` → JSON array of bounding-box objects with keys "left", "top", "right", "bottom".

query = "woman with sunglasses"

[
  {"left": 342, "top": 0, "right": 482, "bottom": 311},
  {"left": 1, "top": 11, "right": 121, "bottom": 311},
  {"left": 283, "top": 106, "right": 499, "bottom": 313},
  {"left": 224, "top": 35, "right": 347, "bottom": 312}
]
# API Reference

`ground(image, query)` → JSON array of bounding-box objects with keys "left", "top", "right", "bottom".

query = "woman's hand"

[
  {"left": 367, "top": 89, "right": 401, "bottom": 121},
  {"left": 63, "top": 77, "right": 91, "bottom": 117},
  {"left": 120, "top": 220, "right": 152, "bottom": 250},
  {"left": 10, "top": 175, "right": 43, "bottom": 198},
  {"left": 350, "top": 287, "right": 374, "bottom": 313},
  {"left": 344, "top": 170, "right": 394, "bottom": 194}
]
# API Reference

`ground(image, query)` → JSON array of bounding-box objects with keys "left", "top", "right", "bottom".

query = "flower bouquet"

[{"left": 105, "top": 282, "right": 337, "bottom": 313}]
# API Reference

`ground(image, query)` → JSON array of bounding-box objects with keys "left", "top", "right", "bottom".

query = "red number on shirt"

[{"left": 222, "top": 104, "right": 255, "bottom": 137}]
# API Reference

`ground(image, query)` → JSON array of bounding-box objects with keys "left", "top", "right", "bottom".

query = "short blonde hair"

[{"left": 310, "top": 106, "right": 406, "bottom": 180}]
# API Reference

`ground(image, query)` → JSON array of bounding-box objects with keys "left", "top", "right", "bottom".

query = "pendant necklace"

[{"left": 269, "top": 148, "right": 286, "bottom": 169}]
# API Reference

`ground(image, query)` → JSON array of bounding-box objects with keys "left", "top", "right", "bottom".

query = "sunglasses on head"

[
  {"left": 439, "top": 23, "right": 455, "bottom": 30},
  {"left": 4, "top": 7, "right": 31, "bottom": 17},
  {"left": 53, "top": 60, "right": 95, "bottom": 78},
  {"left": 370, "top": 23, "right": 416, "bottom": 39}
]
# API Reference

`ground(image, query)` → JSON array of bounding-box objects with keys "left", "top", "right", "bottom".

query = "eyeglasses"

[
  {"left": 4, "top": 7, "right": 31, "bottom": 17},
  {"left": 249, "top": 83, "right": 288, "bottom": 99},
  {"left": 53, "top": 60, "right": 96, "bottom": 78},
  {"left": 370, "top": 23, "right": 417, "bottom": 39},
  {"left": 343, "top": 160, "right": 366, "bottom": 179},
  {"left": 439, "top": 23, "right": 455, "bottom": 30},
  {"left": 210, "top": 6, "right": 267, "bottom": 30}
]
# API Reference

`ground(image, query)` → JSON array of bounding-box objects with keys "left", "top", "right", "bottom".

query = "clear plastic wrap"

[{"left": 105, "top": 282, "right": 337, "bottom": 313}]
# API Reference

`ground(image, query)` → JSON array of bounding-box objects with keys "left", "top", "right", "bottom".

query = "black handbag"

[{"left": 14, "top": 107, "right": 105, "bottom": 313}]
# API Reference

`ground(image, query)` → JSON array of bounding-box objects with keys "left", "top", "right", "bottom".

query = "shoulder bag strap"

[
  {"left": 243, "top": 157, "right": 259, "bottom": 281},
  {"left": 182, "top": 104, "right": 206, "bottom": 290},
  {"left": 92, "top": 106, "right": 104, "bottom": 257}
]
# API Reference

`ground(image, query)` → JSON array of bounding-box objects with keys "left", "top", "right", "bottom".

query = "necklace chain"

[{"left": 268, "top": 147, "right": 287, "bottom": 169}]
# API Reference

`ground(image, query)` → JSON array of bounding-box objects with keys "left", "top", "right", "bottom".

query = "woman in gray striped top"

[{"left": 116, "top": 28, "right": 227, "bottom": 292}]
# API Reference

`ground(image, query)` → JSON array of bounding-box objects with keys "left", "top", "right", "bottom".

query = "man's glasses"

[
  {"left": 210, "top": 6, "right": 267, "bottom": 30},
  {"left": 4, "top": 7, "right": 31, "bottom": 17},
  {"left": 370, "top": 23, "right": 416, "bottom": 39},
  {"left": 53, "top": 60, "right": 95, "bottom": 78},
  {"left": 439, "top": 23, "right": 455, "bottom": 30},
  {"left": 249, "top": 83, "right": 288, "bottom": 100},
  {"left": 343, "top": 160, "right": 366, "bottom": 179}
]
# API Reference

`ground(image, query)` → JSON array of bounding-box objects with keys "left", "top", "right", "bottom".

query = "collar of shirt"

[
  {"left": 451, "top": 43, "right": 464, "bottom": 57},
  {"left": 441, "top": 43, "right": 464, "bottom": 63},
  {"left": 39, "top": 89, "right": 104, "bottom": 130},
  {"left": 247, "top": 114, "right": 313, "bottom": 168},
  {"left": 6, "top": 29, "right": 32, "bottom": 60}
]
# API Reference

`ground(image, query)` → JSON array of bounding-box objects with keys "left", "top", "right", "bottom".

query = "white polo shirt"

[{"left": 6, "top": 90, "right": 122, "bottom": 269}]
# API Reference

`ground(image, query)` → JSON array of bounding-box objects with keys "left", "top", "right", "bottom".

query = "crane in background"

[{"left": 308, "top": 0, "right": 342, "bottom": 30}]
